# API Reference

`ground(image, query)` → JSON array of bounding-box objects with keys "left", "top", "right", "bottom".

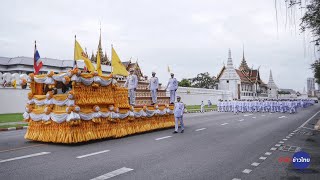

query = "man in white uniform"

[
  {"left": 148, "top": 72, "right": 159, "bottom": 105},
  {"left": 166, "top": 73, "right": 178, "bottom": 104},
  {"left": 124, "top": 68, "right": 138, "bottom": 106},
  {"left": 173, "top": 96, "right": 185, "bottom": 133}
]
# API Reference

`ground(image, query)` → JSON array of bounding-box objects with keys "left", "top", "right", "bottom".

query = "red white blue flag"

[{"left": 34, "top": 41, "right": 43, "bottom": 75}]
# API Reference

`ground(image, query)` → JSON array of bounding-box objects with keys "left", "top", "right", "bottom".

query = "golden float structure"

[{"left": 23, "top": 69, "right": 174, "bottom": 143}]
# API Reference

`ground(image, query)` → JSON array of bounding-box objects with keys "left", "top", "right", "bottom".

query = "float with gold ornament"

[{"left": 23, "top": 37, "right": 174, "bottom": 143}]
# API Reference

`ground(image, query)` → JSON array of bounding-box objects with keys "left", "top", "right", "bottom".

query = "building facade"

[
  {"left": 307, "top": 77, "right": 315, "bottom": 96},
  {"left": 216, "top": 49, "right": 268, "bottom": 99}
]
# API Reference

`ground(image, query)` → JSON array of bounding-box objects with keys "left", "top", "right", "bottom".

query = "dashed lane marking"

[
  {"left": 0, "top": 152, "right": 51, "bottom": 163},
  {"left": 221, "top": 123, "right": 228, "bottom": 126},
  {"left": 76, "top": 150, "right": 110, "bottom": 159},
  {"left": 252, "top": 117, "right": 256, "bottom": 119},
  {"left": 283, "top": 139, "right": 288, "bottom": 141},
  {"left": 265, "top": 152, "right": 272, "bottom": 156},
  {"left": 270, "top": 147, "right": 277, "bottom": 151},
  {"left": 232, "top": 178, "right": 241, "bottom": 180},
  {"left": 259, "top": 156, "right": 267, "bottom": 160},
  {"left": 242, "top": 169, "right": 252, "bottom": 174},
  {"left": 275, "top": 144, "right": 281, "bottom": 147},
  {"left": 238, "top": 119, "right": 244, "bottom": 122},
  {"left": 155, "top": 136, "right": 172, "bottom": 141},
  {"left": 195, "top": 128, "right": 206, "bottom": 131},
  {"left": 251, "top": 162, "right": 260, "bottom": 167},
  {"left": 279, "top": 141, "right": 284, "bottom": 144},
  {"left": 286, "top": 136, "right": 291, "bottom": 139},
  {"left": 90, "top": 167, "right": 134, "bottom": 180}
]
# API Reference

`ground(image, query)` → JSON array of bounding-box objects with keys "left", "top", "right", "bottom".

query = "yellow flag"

[
  {"left": 74, "top": 40, "right": 95, "bottom": 72},
  {"left": 12, "top": 80, "right": 16, "bottom": 89},
  {"left": 111, "top": 46, "right": 128, "bottom": 76},
  {"left": 96, "top": 49, "right": 102, "bottom": 75}
]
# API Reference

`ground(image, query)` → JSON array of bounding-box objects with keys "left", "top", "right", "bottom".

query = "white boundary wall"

[
  {"left": 0, "top": 88, "right": 29, "bottom": 114},
  {"left": 0, "top": 87, "right": 232, "bottom": 114},
  {"left": 168, "top": 87, "right": 232, "bottom": 105}
]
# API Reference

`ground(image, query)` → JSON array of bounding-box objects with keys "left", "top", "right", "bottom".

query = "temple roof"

[{"left": 267, "top": 70, "right": 278, "bottom": 89}]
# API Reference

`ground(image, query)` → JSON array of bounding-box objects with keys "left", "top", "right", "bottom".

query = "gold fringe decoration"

[
  {"left": 74, "top": 84, "right": 114, "bottom": 105},
  {"left": 53, "top": 94, "right": 68, "bottom": 101},
  {"left": 25, "top": 115, "right": 174, "bottom": 143}
]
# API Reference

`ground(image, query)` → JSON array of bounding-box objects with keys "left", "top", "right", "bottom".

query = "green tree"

[
  {"left": 178, "top": 78, "right": 191, "bottom": 87},
  {"left": 311, "top": 60, "right": 320, "bottom": 83},
  {"left": 190, "top": 72, "right": 216, "bottom": 89}
]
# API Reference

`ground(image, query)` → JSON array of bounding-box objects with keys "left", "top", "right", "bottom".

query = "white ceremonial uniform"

[
  {"left": 200, "top": 102, "right": 205, "bottom": 113},
  {"left": 174, "top": 101, "right": 185, "bottom": 132},
  {"left": 124, "top": 74, "right": 138, "bottom": 105},
  {"left": 149, "top": 77, "right": 159, "bottom": 104},
  {"left": 166, "top": 78, "right": 178, "bottom": 103}
]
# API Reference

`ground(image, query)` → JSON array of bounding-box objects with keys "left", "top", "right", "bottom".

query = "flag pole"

[{"left": 73, "top": 35, "right": 77, "bottom": 69}]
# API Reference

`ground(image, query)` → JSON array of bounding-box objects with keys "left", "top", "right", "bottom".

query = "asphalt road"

[{"left": 1, "top": 104, "right": 319, "bottom": 180}]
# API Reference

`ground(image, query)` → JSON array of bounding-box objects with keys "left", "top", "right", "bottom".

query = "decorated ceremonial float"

[{"left": 23, "top": 69, "right": 174, "bottom": 143}]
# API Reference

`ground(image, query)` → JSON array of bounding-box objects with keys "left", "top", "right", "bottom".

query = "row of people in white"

[
  {"left": 217, "top": 99, "right": 315, "bottom": 114},
  {"left": 124, "top": 69, "right": 178, "bottom": 106}
]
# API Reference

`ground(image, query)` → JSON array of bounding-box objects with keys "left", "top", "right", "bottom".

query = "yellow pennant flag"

[
  {"left": 96, "top": 49, "right": 102, "bottom": 75},
  {"left": 74, "top": 40, "right": 95, "bottom": 72},
  {"left": 111, "top": 46, "right": 128, "bottom": 76}
]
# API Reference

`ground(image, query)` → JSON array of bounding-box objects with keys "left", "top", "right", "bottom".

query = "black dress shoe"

[
  {"left": 172, "top": 131, "right": 178, "bottom": 134},
  {"left": 181, "top": 130, "right": 184, "bottom": 133}
]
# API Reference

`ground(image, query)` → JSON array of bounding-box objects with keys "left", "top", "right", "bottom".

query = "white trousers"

[
  {"left": 170, "top": 90, "right": 176, "bottom": 103},
  {"left": 151, "top": 89, "right": 157, "bottom": 104},
  {"left": 175, "top": 116, "right": 184, "bottom": 132},
  {"left": 129, "top": 89, "right": 136, "bottom": 105}
]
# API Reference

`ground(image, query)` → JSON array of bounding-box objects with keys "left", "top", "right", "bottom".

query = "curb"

[
  {"left": 186, "top": 109, "right": 217, "bottom": 114},
  {"left": 0, "top": 126, "right": 28, "bottom": 131}
]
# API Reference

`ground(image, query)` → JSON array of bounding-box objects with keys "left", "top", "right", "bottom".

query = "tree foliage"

[
  {"left": 190, "top": 72, "right": 216, "bottom": 89},
  {"left": 178, "top": 78, "right": 191, "bottom": 87},
  {"left": 311, "top": 60, "right": 320, "bottom": 83}
]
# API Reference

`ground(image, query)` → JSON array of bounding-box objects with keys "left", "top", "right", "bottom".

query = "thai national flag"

[{"left": 34, "top": 42, "right": 43, "bottom": 75}]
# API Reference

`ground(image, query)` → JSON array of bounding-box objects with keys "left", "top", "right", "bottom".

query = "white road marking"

[
  {"left": 252, "top": 117, "right": 256, "bottom": 119},
  {"left": 221, "top": 123, "right": 228, "bottom": 126},
  {"left": 0, "top": 152, "right": 51, "bottom": 163},
  {"left": 90, "top": 167, "right": 133, "bottom": 180},
  {"left": 283, "top": 139, "right": 288, "bottom": 141},
  {"left": 261, "top": 115, "right": 265, "bottom": 117},
  {"left": 265, "top": 152, "right": 272, "bottom": 156},
  {"left": 270, "top": 147, "right": 277, "bottom": 151},
  {"left": 251, "top": 162, "right": 260, "bottom": 167},
  {"left": 300, "top": 127, "right": 314, "bottom": 130},
  {"left": 286, "top": 136, "right": 291, "bottom": 139},
  {"left": 290, "top": 133, "right": 295, "bottom": 135},
  {"left": 76, "top": 150, "right": 110, "bottom": 159},
  {"left": 155, "top": 136, "right": 172, "bottom": 141},
  {"left": 195, "top": 128, "right": 206, "bottom": 131},
  {"left": 238, "top": 119, "right": 244, "bottom": 122},
  {"left": 242, "top": 169, "right": 252, "bottom": 174},
  {"left": 278, "top": 116, "right": 286, "bottom": 119},
  {"left": 275, "top": 144, "right": 281, "bottom": 147},
  {"left": 259, "top": 156, "right": 267, "bottom": 160},
  {"left": 299, "top": 110, "right": 320, "bottom": 128},
  {"left": 232, "top": 178, "right": 241, "bottom": 180},
  {"left": 279, "top": 141, "right": 284, "bottom": 144}
]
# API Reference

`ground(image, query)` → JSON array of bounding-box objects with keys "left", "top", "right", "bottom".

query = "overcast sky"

[{"left": 0, "top": 0, "right": 318, "bottom": 92}]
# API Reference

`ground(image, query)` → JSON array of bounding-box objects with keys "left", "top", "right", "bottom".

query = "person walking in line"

[
  {"left": 124, "top": 68, "right": 138, "bottom": 106},
  {"left": 173, "top": 96, "right": 185, "bottom": 134},
  {"left": 200, "top": 101, "right": 205, "bottom": 113},
  {"left": 148, "top": 71, "right": 159, "bottom": 105},
  {"left": 208, "top": 100, "right": 212, "bottom": 108},
  {"left": 165, "top": 73, "right": 178, "bottom": 104}
]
